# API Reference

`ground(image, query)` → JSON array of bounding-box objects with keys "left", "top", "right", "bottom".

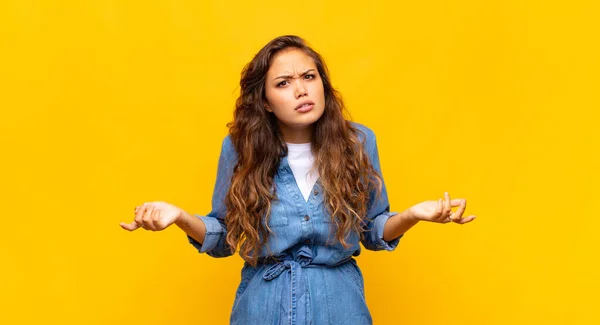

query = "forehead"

[{"left": 268, "top": 48, "right": 317, "bottom": 76}]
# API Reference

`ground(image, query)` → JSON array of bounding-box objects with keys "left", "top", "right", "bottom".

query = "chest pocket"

[{"left": 267, "top": 198, "right": 289, "bottom": 227}]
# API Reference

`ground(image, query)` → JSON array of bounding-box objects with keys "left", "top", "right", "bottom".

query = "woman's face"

[{"left": 264, "top": 48, "right": 325, "bottom": 141}]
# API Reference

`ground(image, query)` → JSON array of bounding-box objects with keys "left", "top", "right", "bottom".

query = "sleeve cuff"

[
  {"left": 187, "top": 215, "right": 225, "bottom": 253},
  {"left": 373, "top": 212, "right": 403, "bottom": 251}
]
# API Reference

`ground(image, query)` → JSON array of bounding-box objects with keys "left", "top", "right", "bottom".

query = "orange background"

[{"left": 1, "top": 0, "right": 598, "bottom": 324}]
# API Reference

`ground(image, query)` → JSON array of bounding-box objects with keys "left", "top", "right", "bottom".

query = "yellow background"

[{"left": 1, "top": 0, "right": 598, "bottom": 324}]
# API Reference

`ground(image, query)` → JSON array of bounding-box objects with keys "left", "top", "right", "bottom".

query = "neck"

[{"left": 279, "top": 123, "right": 313, "bottom": 144}]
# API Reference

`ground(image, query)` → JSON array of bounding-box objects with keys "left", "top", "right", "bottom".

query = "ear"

[{"left": 264, "top": 103, "right": 273, "bottom": 113}]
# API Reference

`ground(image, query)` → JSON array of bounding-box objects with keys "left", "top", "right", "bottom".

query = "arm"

[
  {"left": 185, "top": 135, "right": 236, "bottom": 258},
  {"left": 382, "top": 210, "right": 419, "bottom": 242},
  {"left": 382, "top": 192, "right": 477, "bottom": 239},
  {"left": 365, "top": 135, "right": 475, "bottom": 243},
  {"left": 175, "top": 210, "right": 207, "bottom": 245},
  {"left": 360, "top": 128, "right": 406, "bottom": 251},
  {"left": 120, "top": 136, "right": 237, "bottom": 257}
]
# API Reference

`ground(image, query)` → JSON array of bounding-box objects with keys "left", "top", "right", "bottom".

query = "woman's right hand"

[{"left": 120, "top": 201, "right": 183, "bottom": 231}]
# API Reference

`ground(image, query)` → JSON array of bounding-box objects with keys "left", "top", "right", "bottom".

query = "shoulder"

[
  {"left": 221, "top": 134, "right": 233, "bottom": 149},
  {"left": 219, "top": 134, "right": 238, "bottom": 161},
  {"left": 349, "top": 121, "right": 376, "bottom": 139},
  {"left": 349, "top": 121, "right": 377, "bottom": 150}
]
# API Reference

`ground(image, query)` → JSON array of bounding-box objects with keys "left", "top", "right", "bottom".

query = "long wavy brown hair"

[{"left": 225, "top": 35, "right": 382, "bottom": 266}]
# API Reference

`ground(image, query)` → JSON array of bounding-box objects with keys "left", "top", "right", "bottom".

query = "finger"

[
  {"left": 143, "top": 204, "right": 157, "bottom": 231},
  {"left": 437, "top": 199, "right": 449, "bottom": 222},
  {"left": 455, "top": 215, "right": 477, "bottom": 225},
  {"left": 443, "top": 192, "right": 452, "bottom": 217},
  {"left": 151, "top": 206, "right": 163, "bottom": 230},
  {"left": 120, "top": 221, "right": 141, "bottom": 231},
  {"left": 436, "top": 193, "right": 450, "bottom": 222},
  {"left": 134, "top": 203, "right": 148, "bottom": 228},
  {"left": 450, "top": 199, "right": 464, "bottom": 207},
  {"left": 450, "top": 199, "right": 467, "bottom": 222},
  {"left": 133, "top": 203, "right": 146, "bottom": 225},
  {"left": 435, "top": 198, "right": 443, "bottom": 219},
  {"left": 134, "top": 205, "right": 143, "bottom": 216}
]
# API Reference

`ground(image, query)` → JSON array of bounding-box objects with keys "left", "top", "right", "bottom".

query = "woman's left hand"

[{"left": 407, "top": 192, "right": 476, "bottom": 225}]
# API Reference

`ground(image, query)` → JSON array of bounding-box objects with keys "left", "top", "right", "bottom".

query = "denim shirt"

[{"left": 188, "top": 122, "right": 402, "bottom": 325}]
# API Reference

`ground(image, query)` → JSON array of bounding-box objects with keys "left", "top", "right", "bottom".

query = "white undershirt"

[{"left": 286, "top": 142, "right": 319, "bottom": 202}]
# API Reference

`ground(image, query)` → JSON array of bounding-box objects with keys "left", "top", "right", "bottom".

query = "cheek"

[
  {"left": 266, "top": 89, "right": 283, "bottom": 108},
  {"left": 312, "top": 81, "right": 325, "bottom": 98},
  {"left": 267, "top": 90, "right": 294, "bottom": 114},
  {"left": 267, "top": 94, "right": 293, "bottom": 120}
]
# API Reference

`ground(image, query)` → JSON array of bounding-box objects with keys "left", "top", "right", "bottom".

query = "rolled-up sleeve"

[
  {"left": 187, "top": 136, "right": 235, "bottom": 258},
  {"left": 360, "top": 128, "right": 403, "bottom": 251}
]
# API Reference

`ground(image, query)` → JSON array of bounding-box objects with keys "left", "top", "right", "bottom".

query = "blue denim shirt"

[{"left": 188, "top": 122, "right": 402, "bottom": 325}]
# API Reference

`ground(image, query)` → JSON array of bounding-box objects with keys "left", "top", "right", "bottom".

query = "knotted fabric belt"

[{"left": 260, "top": 246, "right": 313, "bottom": 324}]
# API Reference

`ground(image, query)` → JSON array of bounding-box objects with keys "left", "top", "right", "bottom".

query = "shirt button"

[
  {"left": 305, "top": 239, "right": 311, "bottom": 244},
  {"left": 304, "top": 215, "right": 310, "bottom": 221},
  {"left": 313, "top": 189, "right": 319, "bottom": 195}
]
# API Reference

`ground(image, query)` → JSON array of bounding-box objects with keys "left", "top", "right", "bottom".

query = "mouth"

[{"left": 295, "top": 101, "right": 315, "bottom": 113}]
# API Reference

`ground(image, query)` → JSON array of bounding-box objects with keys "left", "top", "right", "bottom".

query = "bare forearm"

[
  {"left": 175, "top": 210, "right": 207, "bottom": 244},
  {"left": 383, "top": 210, "right": 419, "bottom": 242}
]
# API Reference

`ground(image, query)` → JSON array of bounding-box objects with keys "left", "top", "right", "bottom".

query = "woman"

[{"left": 120, "top": 35, "right": 476, "bottom": 325}]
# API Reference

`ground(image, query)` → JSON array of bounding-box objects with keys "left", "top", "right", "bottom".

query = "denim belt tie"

[{"left": 262, "top": 246, "right": 313, "bottom": 325}]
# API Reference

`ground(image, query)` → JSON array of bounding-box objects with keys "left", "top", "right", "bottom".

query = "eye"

[
  {"left": 304, "top": 74, "right": 315, "bottom": 80},
  {"left": 277, "top": 80, "right": 288, "bottom": 87}
]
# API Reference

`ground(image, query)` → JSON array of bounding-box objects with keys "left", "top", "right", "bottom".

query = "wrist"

[
  {"left": 402, "top": 208, "right": 419, "bottom": 223},
  {"left": 175, "top": 209, "right": 190, "bottom": 227}
]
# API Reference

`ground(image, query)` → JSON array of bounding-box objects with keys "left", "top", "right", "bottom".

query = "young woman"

[{"left": 120, "top": 35, "right": 476, "bottom": 325}]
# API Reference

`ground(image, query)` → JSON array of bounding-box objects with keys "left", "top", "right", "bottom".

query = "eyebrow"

[{"left": 273, "top": 69, "right": 317, "bottom": 81}]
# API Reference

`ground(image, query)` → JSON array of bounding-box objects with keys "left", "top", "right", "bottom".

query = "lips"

[{"left": 295, "top": 100, "right": 315, "bottom": 110}]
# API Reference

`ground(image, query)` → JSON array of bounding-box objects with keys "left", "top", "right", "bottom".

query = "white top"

[{"left": 286, "top": 142, "right": 319, "bottom": 202}]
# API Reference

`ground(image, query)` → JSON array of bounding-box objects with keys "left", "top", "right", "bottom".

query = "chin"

[
  {"left": 282, "top": 116, "right": 320, "bottom": 130},
  {"left": 299, "top": 109, "right": 324, "bottom": 125}
]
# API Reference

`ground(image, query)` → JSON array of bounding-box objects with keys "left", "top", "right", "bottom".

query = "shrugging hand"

[
  {"left": 120, "top": 201, "right": 183, "bottom": 231},
  {"left": 407, "top": 192, "right": 476, "bottom": 225}
]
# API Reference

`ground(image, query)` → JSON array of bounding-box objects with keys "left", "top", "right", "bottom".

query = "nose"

[{"left": 294, "top": 80, "right": 307, "bottom": 98}]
